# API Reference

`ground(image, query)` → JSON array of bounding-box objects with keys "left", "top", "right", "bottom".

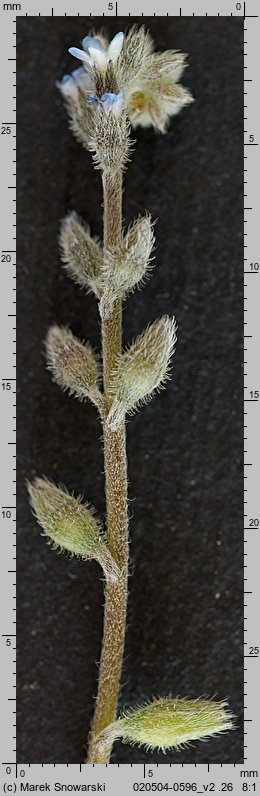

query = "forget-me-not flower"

[
  {"left": 56, "top": 66, "right": 94, "bottom": 100},
  {"left": 69, "top": 32, "right": 124, "bottom": 72},
  {"left": 86, "top": 89, "right": 126, "bottom": 117},
  {"left": 58, "top": 26, "right": 194, "bottom": 135}
]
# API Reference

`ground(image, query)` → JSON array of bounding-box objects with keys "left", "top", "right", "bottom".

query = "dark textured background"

[{"left": 17, "top": 16, "right": 243, "bottom": 764}]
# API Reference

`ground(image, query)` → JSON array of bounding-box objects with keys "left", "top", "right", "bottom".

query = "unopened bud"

[
  {"left": 116, "top": 25, "right": 154, "bottom": 87},
  {"left": 60, "top": 211, "right": 102, "bottom": 297},
  {"left": 100, "top": 215, "right": 155, "bottom": 319},
  {"left": 28, "top": 478, "right": 119, "bottom": 582},
  {"left": 45, "top": 325, "right": 103, "bottom": 413},
  {"left": 107, "top": 316, "right": 177, "bottom": 429},
  {"left": 97, "top": 697, "right": 234, "bottom": 754}
]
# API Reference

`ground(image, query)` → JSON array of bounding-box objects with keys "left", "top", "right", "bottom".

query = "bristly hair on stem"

[{"left": 27, "top": 24, "right": 234, "bottom": 765}]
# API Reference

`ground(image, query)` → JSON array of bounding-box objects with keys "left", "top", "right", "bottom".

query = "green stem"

[{"left": 87, "top": 170, "right": 129, "bottom": 764}]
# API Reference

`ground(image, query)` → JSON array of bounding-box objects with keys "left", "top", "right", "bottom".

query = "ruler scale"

[{"left": 0, "top": 0, "right": 259, "bottom": 791}]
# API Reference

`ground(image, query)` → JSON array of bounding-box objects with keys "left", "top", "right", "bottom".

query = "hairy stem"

[{"left": 87, "top": 170, "right": 129, "bottom": 764}]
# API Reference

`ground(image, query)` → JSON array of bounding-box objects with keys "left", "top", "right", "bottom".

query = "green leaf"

[
  {"left": 107, "top": 316, "right": 177, "bottom": 429},
  {"left": 94, "top": 697, "right": 235, "bottom": 755},
  {"left": 28, "top": 478, "right": 119, "bottom": 582},
  {"left": 45, "top": 325, "right": 103, "bottom": 413}
]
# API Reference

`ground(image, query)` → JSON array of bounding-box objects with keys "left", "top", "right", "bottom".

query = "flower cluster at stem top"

[{"left": 57, "top": 27, "right": 194, "bottom": 133}]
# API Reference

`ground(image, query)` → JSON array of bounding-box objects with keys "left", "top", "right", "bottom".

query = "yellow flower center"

[{"left": 130, "top": 91, "right": 147, "bottom": 112}]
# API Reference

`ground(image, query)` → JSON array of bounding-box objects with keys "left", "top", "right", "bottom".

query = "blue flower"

[
  {"left": 57, "top": 66, "right": 94, "bottom": 99},
  {"left": 85, "top": 89, "right": 125, "bottom": 118},
  {"left": 69, "top": 31, "right": 124, "bottom": 72},
  {"left": 101, "top": 90, "right": 125, "bottom": 117},
  {"left": 86, "top": 95, "right": 99, "bottom": 108}
]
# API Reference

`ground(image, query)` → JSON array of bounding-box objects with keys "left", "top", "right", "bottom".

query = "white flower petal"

[
  {"left": 88, "top": 45, "right": 107, "bottom": 71},
  {"left": 127, "top": 81, "right": 194, "bottom": 134},
  {"left": 100, "top": 92, "right": 115, "bottom": 112},
  {"left": 56, "top": 74, "right": 78, "bottom": 99},
  {"left": 101, "top": 89, "right": 125, "bottom": 116},
  {"left": 82, "top": 36, "right": 105, "bottom": 54},
  {"left": 72, "top": 66, "right": 94, "bottom": 92},
  {"left": 112, "top": 89, "right": 126, "bottom": 117},
  {"left": 107, "top": 31, "right": 124, "bottom": 64},
  {"left": 68, "top": 47, "right": 91, "bottom": 65}
]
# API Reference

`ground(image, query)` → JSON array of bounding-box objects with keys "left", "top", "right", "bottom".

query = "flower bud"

[
  {"left": 60, "top": 211, "right": 102, "bottom": 297},
  {"left": 116, "top": 25, "right": 154, "bottom": 87},
  {"left": 45, "top": 325, "right": 103, "bottom": 411},
  {"left": 99, "top": 215, "right": 155, "bottom": 319},
  {"left": 97, "top": 697, "right": 234, "bottom": 753},
  {"left": 28, "top": 478, "right": 119, "bottom": 582},
  {"left": 107, "top": 316, "right": 177, "bottom": 429}
]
